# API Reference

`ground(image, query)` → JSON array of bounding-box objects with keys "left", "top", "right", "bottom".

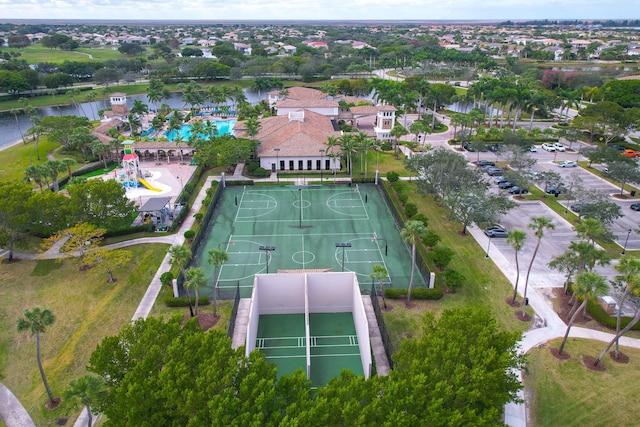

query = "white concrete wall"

[
  {"left": 245, "top": 281, "right": 262, "bottom": 356},
  {"left": 308, "top": 272, "right": 354, "bottom": 313},
  {"left": 351, "top": 278, "right": 372, "bottom": 379},
  {"left": 256, "top": 273, "right": 306, "bottom": 314}
]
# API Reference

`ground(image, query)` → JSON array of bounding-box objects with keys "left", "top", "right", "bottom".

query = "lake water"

[{"left": 0, "top": 89, "right": 263, "bottom": 151}]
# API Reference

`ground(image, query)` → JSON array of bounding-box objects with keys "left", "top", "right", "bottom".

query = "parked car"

[
  {"left": 611, "top": 145, "right": 626, "bottom": 151},
  {"left": 487, "top": 143, "right": 503, "bottom": 152},
  {"left": 624, "top": 149, "right": 640, "bottom": 158},
  {"left": 477, "top": 160, "right": 495, "bottom": 167},
  {"left": 462, "top": 142, "right": 474, "bottom": 152},
  {"left": 486, "top": 167, "right": 505, "bottom": 176},
  {"left": 571, "top": 203, "right": 586, "bottom": 213},
  {"left": 542, "top": 143, "right": 556, "bottom": 152},
  {"left": 498, "top": 180, "right": 514, "bottom": 189},
  {"left": 528, "top": 145, "right": 538, "bottom": 152},
  {"left": 546, "top": 185, "right": 566, "bottom": 195},
  {"left": 553, "top": 143, "right": 566, "bottom": 152},
  {"left": 631, "top": 203, "right": 640, "bottom": 211},
  {"left": 484, "top": 225, "right": 508, "bottom": 238},
  {"left": 508, "top": 186, "right": 529, "bottom": 195},
  {"left": 494, "top": 176, "right": 507, "bottom": 184},
  {"left": 558, "top": 160, "right": 577, "bottom": 168},
  {"left": 480, "top": 163, "right": 497, "bottom": 171}
]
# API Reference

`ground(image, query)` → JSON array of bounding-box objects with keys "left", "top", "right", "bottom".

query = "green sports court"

[{"left": 192, "top": 183, "right": 427, "bottom": 299}]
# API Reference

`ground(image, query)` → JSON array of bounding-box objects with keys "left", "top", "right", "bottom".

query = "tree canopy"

[{"left": 87, "top": 308, "right": 522, "bottom": 426}]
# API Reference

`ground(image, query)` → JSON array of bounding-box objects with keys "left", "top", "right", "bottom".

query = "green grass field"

[
  {"left": 526, "top": 339, "right": 640, "bottom": 427},
  {"left": 4, "top": 45, "right": 122, "bottom": 64},
  {"left": 1, "top": 244, "right": 170, "bottom": 426}
]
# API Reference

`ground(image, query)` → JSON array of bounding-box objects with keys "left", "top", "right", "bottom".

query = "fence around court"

[{"left": 185, "top": 182, "right": 431, "bottom": 300}]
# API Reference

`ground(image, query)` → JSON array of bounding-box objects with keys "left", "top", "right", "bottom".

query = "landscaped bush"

[
  {"left": 587, "top": 298, "right": 640, "bottom": 331},
  {"left": 160, "top": 271, "right": 174, "bottom": 287},
  {"left": 381, "top": 141, "right": 393, "bottom": 151},
  {"left": 398, "top": 193, "right": 409, "bottom": 205},
  {"left": 249, "top": 167, "right": 271, "bottom": 178},
  {"left": 391, "top": 180, "right": 405, "bottom": 193},
  {"left": 164, "top": 294, "right": 210, "bottom": 307},
  {"left": 412, "top": 213, "right": 429, "bottom": 228},
  {"left": 386, "top": 171, "right": 400, "bottom": 183},
  {"left": 193, "top": 213, "right": 203, "bottom": 222},
  {"left": 405, "top": 202, "right": 418, "bottom": 218},
  {"left": 384, "top": 287, "right": 443, "bottom": 300},
  {"left": 422, "top": 229, "right": 441, "bottom": 249},
  {"left": 442, "top": 269, "right": 465, "bottom": 292},
  {"left": 104, "top": 223, "right": 153, "bottom": 238},
  {"left": 428, "top": 246, "right": 455, "bottom": 270},
  {"left": 184, "top": 230, "right": 196, "bottom": 240}
]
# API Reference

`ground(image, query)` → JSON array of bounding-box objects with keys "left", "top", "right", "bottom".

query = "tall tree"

[
  {"left": 522, "top": 217, "right": 555, "bottom": 317},
  {"left": 63, "top": 375, "right": 107, "bottom": 427},
  {"left": 84, "top": 247, "right": 133, "bottom": 283},
  {"left": 558, "top": 271, "right": 608, "bottom": 355},
  {"left": 184, "top": 266, "right": 206, "bottom": 317},
  {"left": 507, "top": 230, "right": 527, "bottom": 305},
  {"left": 17, "top": 307, "right": 57, "bottom": 406},
  {"left": 0, "top": 181, "right": 33, "bottom": 261},
  {"left": 169, "top": 245, "right": 194, "bottom": 317},
  {"left": 208, "top": 248, "right": 228, "bottom": 318},
  {"left": 401, "top": 220, "right": 427, "bottom": 306},
  {"left": 370, "top": 264, "right": 389, "bottom": 308}
]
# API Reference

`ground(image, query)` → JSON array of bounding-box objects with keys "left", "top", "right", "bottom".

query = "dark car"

[
  {"left": 546, "top": 185, "right": 566, "bottom": 195},
  {"left": 631, "top": 203, "right": 640, "bottom": 211},
  {"left": 486, "top": 167, "right": 505, "bottom": 176},
  {"left": 571, "top": 203, "right": 586, "bottom": 213},
  {"left": 462, "top": 142, "right": 474, "bottom": 152},
  {"left": 487, "top": 143, "right": 503, "bottom": 152},
  {"left": 498, "top": 180, "right": 514, "bottom": 189},
  {"left": 480, "top": 163, "right": 497, "bottom": 171},
  {"left": 484, "top": 225, "right": 508, "bottom": 238},
  {"left": 477, "top": 160, "right": 495, "bottom": 167},
  {"left": 494, "top": 176, "right": 507, "bottom": 184},
  {"left": 508, "top": 186, "right": 529, "bottom": 195}
]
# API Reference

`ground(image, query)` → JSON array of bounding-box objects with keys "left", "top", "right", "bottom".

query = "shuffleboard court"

[{"left": 192, "top": 184, "right": 427, "bottom": 298}]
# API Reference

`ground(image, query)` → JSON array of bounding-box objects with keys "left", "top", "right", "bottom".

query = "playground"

[
  {"left": 193, "top": 184, "right": 427, "bottom": 298},
  {"left": 99, "top": 140, "right": 197, "bottom": 213}
]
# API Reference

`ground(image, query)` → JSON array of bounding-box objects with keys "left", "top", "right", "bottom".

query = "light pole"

[
  {"left": 336, "top": 242, "right": 351, "bottom": 272},
  {"left": 485, "top": 235, "right": 493, "bottom": 258},
  {"left": 259, "top": 245, "right": 276, "bottom": 273},
  {"left": 622, "top": 229, "right": 633, "bottom": 255},
  {"left": 274, "top": 148, "right": 280, "bottom": 183},
  {"left": 319, "top": 149, "right": 325, "bottom": 182},
  {"left": 373, "top": 237, "right": 388, "bottom": 256}
]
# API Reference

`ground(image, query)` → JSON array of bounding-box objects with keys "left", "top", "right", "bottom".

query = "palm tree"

[
  {"left": 168, "top": 245, "right": 194, "bottom": 317},
  {"left": 10, "top": 108, "right": 26, "bottom": 145},
  {"left": 208, "top": 248, "right": 229, "bottom": 317},
  {"left": 130, "top": 99, "right": 149, "bottom": 118},
  {"left": 44, "top": 160, "right": 66, "bottom": 192},
  {"left": 401, "top": 220, "right": 427, "bottom": 306},
  {"left": 25, "top": 164, "right": 48, "bottom": 192},
  {"left": 507, "top": 230, "right": 527, "bottom": 305},
  {"left": 522, "top": 217, "right": 555, "bottom": 317},
  {"left": 390, "top": 124, "right": 408, "bottom": 159},
  {"left": 339, "top": 134, "right": 358, "bottom": 179},
  {"left": 184, "top": 267, "right": 206, "bottom": 317},
  {"left": 60, "top": 158, "right": 76, "bottom": 180},
  {"left": 574, "top": 218, "right": 613, "bottom": 244},
  {"left": 370, "top": 264, "right": 389, "bottom": 308},
  {"left": 17, "top": 307, "right": 57, "bottom": 406},
  {"left": 127, "top": 113, "right": 142, "bottom": 137},
  {"left": 558, "top": 271, "right": 608, "bottom": 355},
  {"left": 64, "top": 375, "right": 106, "bottom": 427}
]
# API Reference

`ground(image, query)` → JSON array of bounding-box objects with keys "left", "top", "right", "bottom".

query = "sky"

[{"left": 0, "top": 0, "right": 636, "bottom": 21}]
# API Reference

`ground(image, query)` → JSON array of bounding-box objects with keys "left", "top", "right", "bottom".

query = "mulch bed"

[
  {"left": 553, "top": 288, "right": 592, "bottom": 324},
  {"left": 505, "top": 297, "right": 522, "bottom": 308},
  {"left": 550, "top": 347, "right": 571, "bottom": 360},
  {"left": 1, "top": 258, "right": 21, "bottom": 264},
  {"left": 182, "top": 312, "right": 220, "bottom": 332},
  {"left": 609, "top": 351, "right": 630, "bottom": 363},
  {"left": 45, "top": 397, "right": 61, "bottom": 409},
  {"left": 581, "top": 355, "right": 606, "bottom": 371},
  {"left": 515, "top": 311, "right": 532, "bottom": 322}
]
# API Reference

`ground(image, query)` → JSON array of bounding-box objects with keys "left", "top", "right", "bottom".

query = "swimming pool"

[{"left": 164, "top": 119, "right": 237, "bottom": 142}]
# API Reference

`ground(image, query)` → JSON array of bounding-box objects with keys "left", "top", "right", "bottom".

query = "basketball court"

[{"left": 193, "top": 184, "right": 427, "bottom": 298}]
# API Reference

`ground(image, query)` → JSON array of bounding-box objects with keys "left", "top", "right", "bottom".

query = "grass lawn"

[
  {"left": 382, "top": 184, "right": 533, "bottom": 349},
  {"left": 0, "top": 137, "right": 61, "bottom": 182},
  {"left": 3, "top": 45, "right": 118, "bottom": 64},
  {"left": 0, "top": 243, "right": 168, "bottom": 426},
  {"left": 526, "top": 338, "right": 640, "bottom": 427}
]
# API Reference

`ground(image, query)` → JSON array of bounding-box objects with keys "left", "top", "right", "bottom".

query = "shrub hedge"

[
  {"left": 164, "top": 295, "right": 210, "bottom": 307},
  {"left": 587, "top": 298, "right": 640, "bottom": 331},
  {"left": 384, "top": 287, "right": 443, "bottom": 300}
]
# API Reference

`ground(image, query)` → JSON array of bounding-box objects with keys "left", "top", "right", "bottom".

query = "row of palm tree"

[
  {"left": 25, "top": 159, "right": 75, "bottom": 192},
  {"left": 326, "top": 132, "right": 381, "bottom": 179}
]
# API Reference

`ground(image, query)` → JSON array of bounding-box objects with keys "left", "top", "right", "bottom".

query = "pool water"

[{"left": 164, "top": 119, "right": 237, "bottom": 142}]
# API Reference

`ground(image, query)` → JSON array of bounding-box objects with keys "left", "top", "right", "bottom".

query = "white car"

[
  {"left": 541, "top": 143, "right": 556, "bottom": 152},
  {"left": 558, "top": 160, "right": 577, "bottom": 168},
  {"left": 553, "top": 143, "right": 566, "bottom": 152},
  {"left": 529, "top": 145, "right": 538, "bottom": 152}
]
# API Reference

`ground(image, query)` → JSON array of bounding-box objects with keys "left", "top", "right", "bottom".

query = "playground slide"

[{"left": 138, "top": 177, "right": 162, "bottom": 192}]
